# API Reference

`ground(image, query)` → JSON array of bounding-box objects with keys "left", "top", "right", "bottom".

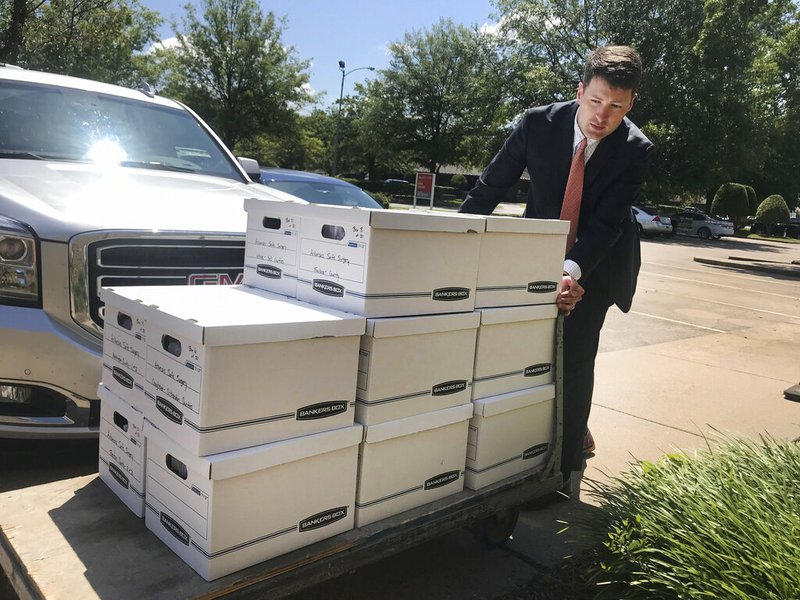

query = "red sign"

[{"left": 414, "top": 172, "right": 436, "bottom": 207}]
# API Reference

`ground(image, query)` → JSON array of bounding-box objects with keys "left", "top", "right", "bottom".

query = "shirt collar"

[{"left": 573, "top": 111, "right": 600, "bottom": 162}]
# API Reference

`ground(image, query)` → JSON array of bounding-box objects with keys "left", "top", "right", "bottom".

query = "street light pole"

[{"left": 332, "top": 60, "right": 374, "bottom": 176}]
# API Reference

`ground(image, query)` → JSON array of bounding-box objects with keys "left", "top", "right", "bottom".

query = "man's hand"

[{"left": 556, "top": 274, "right": 584, "bottom": 316}]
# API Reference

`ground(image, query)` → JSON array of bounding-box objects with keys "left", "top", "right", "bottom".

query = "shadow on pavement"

[{"left": 0, "top": 438, "right": 98, "bottom": 493}]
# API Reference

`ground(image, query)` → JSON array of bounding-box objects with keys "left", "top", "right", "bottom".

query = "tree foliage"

[
  {"left": 755, "top": 194, "right": 790, "bottom": 225},
  {"left": 372, "top": 18, "right": 506, "bottom": 173},
  {"left": 0, "top": 0, "right": 161, "bottom": 85},
  {"left": 711, "top": 182, "right": 749, "bottom": 229},
  {"left": 157, "top": 0, "right": 311, "bottom": 151}
]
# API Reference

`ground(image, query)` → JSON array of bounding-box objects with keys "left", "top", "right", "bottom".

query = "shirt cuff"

[{"left": 563, "top": 259, "right": 582, "bottom": 281}]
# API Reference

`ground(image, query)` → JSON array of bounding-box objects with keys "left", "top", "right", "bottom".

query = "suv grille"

[{"left": 71, "top": 232, "right": 245, "bottom": 336}]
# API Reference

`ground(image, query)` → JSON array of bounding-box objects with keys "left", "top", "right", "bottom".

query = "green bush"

[
  {"left": 580, "top": 436, "right": 800, "bottom": 599},
  {"left": 711, "top": 183, "right": 749, "bottom": 228},
  {"left": 367, "top": 191, "right": 392, "bottom": 208},
  {"left": 450, "top": 173, "right": 468, "bottom": 190},
  {"left": 756, "top": 194, "right": 790, "bottom": 225}
]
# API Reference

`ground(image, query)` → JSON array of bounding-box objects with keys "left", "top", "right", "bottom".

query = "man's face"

[{"left": 576, "top": 76, "right": 635, "bottom": 141}]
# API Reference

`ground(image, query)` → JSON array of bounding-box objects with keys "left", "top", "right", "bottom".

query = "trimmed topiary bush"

[
  {"left": 711, "top": 183, "right": 749, "bottom": 229},
  {"left": 450, "top": 173, "right": 468, "bottom": 190},
  {"left": 756, "top": 194, "right": 790, "bottom": 226},
  {"left": 580, "top": 435, "right": 800, "bottom": 599}
]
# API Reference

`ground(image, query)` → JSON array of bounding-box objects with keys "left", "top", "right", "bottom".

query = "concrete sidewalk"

[{"left": 509, "top": 287, "right": 800, "bottom": 577}]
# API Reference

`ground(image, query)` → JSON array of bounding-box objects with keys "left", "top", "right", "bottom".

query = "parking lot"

[{"left": 2, "top": 233, "right": 799, "bottom": 600}]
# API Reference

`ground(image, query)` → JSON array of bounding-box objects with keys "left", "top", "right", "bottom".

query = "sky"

[{"left": 140, "top": 0, "right": 499, "bottom": 107}]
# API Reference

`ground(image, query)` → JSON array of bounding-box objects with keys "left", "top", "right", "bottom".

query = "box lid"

[
  {"left": 100, "top": 285, "right": 365, "bottom": 346},
  {"left": 472, "top": 384, "right": 555, "bottom": 418},
  {"left": 484, "top": 215, "right": 569, "bottom": 235},
  {"left": 365, "top": 311, "right": 480, "bottom": 338},
  {"left": 362, "top": 402, "right": 473, "bottom": 444},
  {"left": 294, "top": 203, "right": 484, "bottom": 234},
  {"left": 478, "top": 303, "right": 558, "bottom": 326},
  {"left": 243, "top": 196, "right": 303, "bottom": 214},
  {"left": 143, "top": 419, "right": 363, "bottom": 481}
]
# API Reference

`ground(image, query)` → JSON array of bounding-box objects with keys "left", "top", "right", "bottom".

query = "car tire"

[{"left": 698, "top": 227, "right": 711, "bottom": 240}]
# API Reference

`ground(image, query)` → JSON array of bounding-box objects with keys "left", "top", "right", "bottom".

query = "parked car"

[
  {"left": 260, "top": 168, "right": 383, "bottom": 208},
  {"left": 669, "top": 211, "right": 734, "bottom": 239},
  {"left": 0, "top": 64, "right": 299, "bottom": 439},
  {"left": 632, "top": 205, "right": 672, "bottom": 237},
  {"left": 747, "top": 217, "right": 800, "bottom": 239}
]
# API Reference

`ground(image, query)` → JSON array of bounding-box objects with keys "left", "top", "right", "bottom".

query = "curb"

[{"left": 693, "top": 257, "right": 800, "bottom": 279}]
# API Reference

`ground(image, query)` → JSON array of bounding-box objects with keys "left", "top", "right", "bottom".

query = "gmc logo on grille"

[{"left": 188, "top": 273, "right": 244, "bottom": 285}]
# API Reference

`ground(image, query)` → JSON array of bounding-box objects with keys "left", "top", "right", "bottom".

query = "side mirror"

[{"left": 237, "top": 157, "right": 261, "bottom": 182}]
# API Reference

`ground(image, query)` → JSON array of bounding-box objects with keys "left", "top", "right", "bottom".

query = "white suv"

[{"left": 0, "top": 65, "right": 296, "bottom": 438}]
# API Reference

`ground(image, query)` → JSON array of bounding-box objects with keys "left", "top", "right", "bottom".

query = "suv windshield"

[{"left": 0, "top": 80, "right": 241, "bottom": 180}]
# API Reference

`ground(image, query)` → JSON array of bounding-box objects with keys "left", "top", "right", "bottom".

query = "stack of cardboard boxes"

[{"left": 98, "top": 198, "right": 568, "bottom": 581}]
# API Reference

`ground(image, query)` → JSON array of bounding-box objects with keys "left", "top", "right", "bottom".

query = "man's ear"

[{"left": 576, "top": 81, "right": 584, "bottom": 100}]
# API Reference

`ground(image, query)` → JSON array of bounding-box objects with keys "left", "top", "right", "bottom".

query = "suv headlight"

[{"left": 0, "top": 216, "right": 41, "bottom": 307}]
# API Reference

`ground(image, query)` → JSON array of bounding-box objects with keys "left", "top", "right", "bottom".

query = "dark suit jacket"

[{"left": 459, "top": 101, "right": 654, "bottom": 312}]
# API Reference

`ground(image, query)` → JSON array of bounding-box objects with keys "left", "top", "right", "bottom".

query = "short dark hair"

[{"left": 583, "top": 46, "right": 642, "bottom": 92}]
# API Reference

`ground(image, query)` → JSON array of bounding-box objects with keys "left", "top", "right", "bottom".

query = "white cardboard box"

[
  {"left": 144, "top": 421, "right": 362, "bottom": 581},
  {"left": 99, "top": 285, "right": 365, "bottom": 456},
  {"left": 356, "top": 311, "right": 480, "bottom": 425},
  {"left": 101, "top": 301, "right": 147, "bottom": 409},
  {"left": 98, "top": 384, "right": 146, "bottom": 517},
  {"left": 293, "top": 204, "right": 483, "bottom": 317},
  {"left": 472, "top": 304, "right": 558, "bottom": 400},
  {"left": 355, "top": 403, "right": 473, "bottom": 527},
  {"left": 465, "top": 384, "right": 555, "bottom": 490},
  {"left": 475, "top": 216, "right": 569, "bottom": 308},
  {"left": 243, "top": 197, "right": 302, "bottom": 297}
]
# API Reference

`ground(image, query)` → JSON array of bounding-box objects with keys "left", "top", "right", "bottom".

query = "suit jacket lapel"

[
  {"left": 585, "top": 124, "right": 623, "bottom": 190},
  {"left": 555, "top": 103, "right": 578, "bottom": 195}
]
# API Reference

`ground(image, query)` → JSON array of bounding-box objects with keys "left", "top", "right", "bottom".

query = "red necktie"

[{"left": 560, "top": 137, "right": 588, "bottom": 252}]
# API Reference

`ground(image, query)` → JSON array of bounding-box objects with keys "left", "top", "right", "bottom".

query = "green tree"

[
  {"left": 159, "top": 0, "right": 311, "bottom": 150},
  {"left": 755, "top": 194, "right": 790, "bottom": 236},
  {"left": 494, "top": 0, "right": 604, "bottom": 110},
  {"left": 1, "top": 0, "right": 161, "bottom": 85},
  {"left": 711, "top": 183, "right": 749, "bottom": 230},
  {"left": 374, "top": 19, "right": 506, "bottom": 173}
]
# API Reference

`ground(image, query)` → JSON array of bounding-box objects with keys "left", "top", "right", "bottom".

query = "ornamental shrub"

[
  {"left": 367, "top": 191, "right": 392, "bottom": 208},
  {"left": 579, "top": 435, "right": 800, "bottom": 599},
  {"left": 450, "top": 173, "right": 468, "bottom": 190},
  {"left": 711, "top": 183, "right": 749, "bottom": 229},
  {"left": 756, "top": 194, "right": 790, "bottom": 225}
]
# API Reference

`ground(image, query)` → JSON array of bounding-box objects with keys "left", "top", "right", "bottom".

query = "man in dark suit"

[{"left": 459, "top": 46, "right": 655, "bottom": 495}]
